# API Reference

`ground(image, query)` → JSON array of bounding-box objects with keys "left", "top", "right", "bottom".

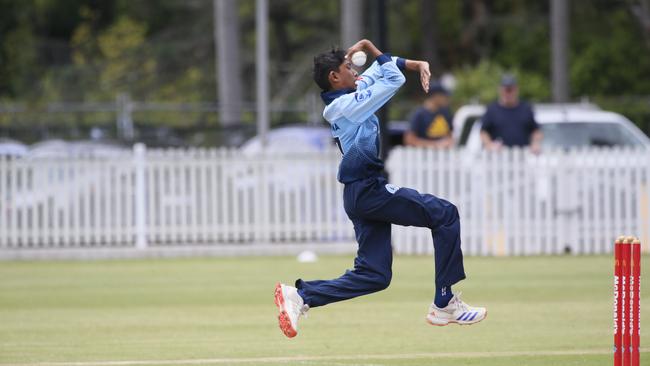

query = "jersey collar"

[{"left": 321, "top": 88, "right": 356, "bottom": 105}]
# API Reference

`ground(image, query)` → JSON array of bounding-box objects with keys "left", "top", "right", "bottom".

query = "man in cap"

[
  {"left": 480, "top": 74, "right": 542, "bottom": 153},
  {"left": 404, "top": 83, "right": 454, "bottom": 149}
]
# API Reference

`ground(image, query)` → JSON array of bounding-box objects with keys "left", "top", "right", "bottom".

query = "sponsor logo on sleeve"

[{"left": 354, "top": 89, "right": 372, "bottom": 102}]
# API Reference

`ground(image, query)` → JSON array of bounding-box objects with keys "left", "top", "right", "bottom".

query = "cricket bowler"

[{"left": 274, "top": 39, "right": 487, "bottom": 338}]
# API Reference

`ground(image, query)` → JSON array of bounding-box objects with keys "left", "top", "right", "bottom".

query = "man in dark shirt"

[
  {"left": 404, "top": 83, "right": 454, "bottom": 148},
  {"left": 480, "top": 74, "right": 543, "bottom": 153}
]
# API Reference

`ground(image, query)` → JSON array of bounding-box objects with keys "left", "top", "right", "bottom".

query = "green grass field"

[{"left": 1, "top": 254, "right": 648, "bottom": 366}]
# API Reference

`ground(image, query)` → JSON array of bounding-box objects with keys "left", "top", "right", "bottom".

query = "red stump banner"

[
  {"left": 623, "top": 239, "right": 631, "bottom": 363},
  {"left": 614, "top": 237, "right": 623, "bottom": 366},
  {"left": 614, "top": 236, "right": 641, "bottom": 366},
  {"left": 631, "top": 239, "right": 641, "bottom": 366}
]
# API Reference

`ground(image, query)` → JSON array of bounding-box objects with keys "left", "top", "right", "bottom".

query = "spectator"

[
  {"left": 403, "top": 83, "right": 454, "bottom": 148},
  {"left": 480, "top": 74, "right": 543, "bottom": 153}
]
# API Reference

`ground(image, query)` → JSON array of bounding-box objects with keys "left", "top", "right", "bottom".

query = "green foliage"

[
  {"left": 1, "top": 0, "right": 650, "bottom": 136},
  {"left": 2, "top": 24, "right": 38, "bottom": 97},
  {"left": 436, "top": 0, "right": 463, "bottom": 65},
  {"left": 571, "top": 9, "right": 650, "bottom": 96},
  {"left": 71, "top": 15, "right": 155, "bottom": 99},
  {"left": 491, "top": 13, "right": 549, "bottom": 74},
  {"left": 452, "top": 60, "right": 550, "bottom": 106}
]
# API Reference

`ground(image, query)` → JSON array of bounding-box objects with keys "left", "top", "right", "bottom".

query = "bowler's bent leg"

[
  {"left": 296, "top": 218, "right": 392, "bottom": 307},
  {"left": 355, "top": 181, "right": 466, "bottom": 288}
]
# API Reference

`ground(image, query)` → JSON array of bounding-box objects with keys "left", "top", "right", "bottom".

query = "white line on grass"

[{"left": 4, "top": 349, "right": 649, "bottom": 366}]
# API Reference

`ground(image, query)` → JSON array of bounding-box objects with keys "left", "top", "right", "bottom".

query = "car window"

[{"left": 541, "top": 122, "right": 645, "bottom": 148}]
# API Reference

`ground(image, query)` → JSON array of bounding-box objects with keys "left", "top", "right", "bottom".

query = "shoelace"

[
  {"left": 300, "top": 304, "right": 310, "bottom": 318},
  {"left": 451, "top": 292, "right": 470, "bottom": 312},
  {"left": 289, "top": 301, "right": 310, "bottom": 319}
]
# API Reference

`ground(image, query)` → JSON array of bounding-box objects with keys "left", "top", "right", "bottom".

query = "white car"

[
  {"left": 27, "top": 139, "right": 130, "bottom": 159},
  {"left": 239, "top": 126, "right": 334, "bottom": 155},
  {"left": 453, "top": 103, "right": 650, "bottom": 151},
  {"left": 0, "top": 138, "right": 28, "bottom": 157}
]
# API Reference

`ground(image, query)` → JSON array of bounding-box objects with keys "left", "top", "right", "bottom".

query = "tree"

[{"left": 214, "top": 0, "right": 243, "bottom": 126}]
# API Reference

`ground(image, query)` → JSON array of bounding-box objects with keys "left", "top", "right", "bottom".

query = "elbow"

[
  {"left": 403, "top": 132, "right": 414, "bottom": 146},
  {"left": 386, "top": 73, "right": 406, "bottom": 89},
  {"left": 404, "top": 131, "right": 421, "bottom": 146},
  {"left": 394, "top": 73, "right": 406, "bottom": 86}
]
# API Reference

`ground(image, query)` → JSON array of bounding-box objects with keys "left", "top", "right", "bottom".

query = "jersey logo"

[
  {"left": 426, "top": 115, "right": 450, "bottom": 138},
  {"left": 332, "top": 123, "right": 340, "bottom": 131},
  {"left": 354, "top": 89, "right": 372, "bottom": 102},
  {"left": 385, "top": 184, "right": 400, "bottom": 194}
]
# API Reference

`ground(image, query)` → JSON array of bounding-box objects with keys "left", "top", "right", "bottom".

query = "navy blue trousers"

[{"left": 296, "top": 176, "right": 466, "bottom": 307}]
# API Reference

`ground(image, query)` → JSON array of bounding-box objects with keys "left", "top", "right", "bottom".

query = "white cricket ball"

[{"left": 351, "top": 51, "right": 367, "bottom": 67}]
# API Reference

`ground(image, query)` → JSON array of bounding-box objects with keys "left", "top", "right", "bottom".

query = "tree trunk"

[
  {"left": 550, "top": 0, "right": 569, "bottom": 102},
  {"left": 421, "top": 0, "right": 441, "bottom": 75},
  {"left": 341, "top": 0, "right": 364, "bottom": 49},
  {"left": 214, "top": 0, "right": 243, "bottom": 126}
]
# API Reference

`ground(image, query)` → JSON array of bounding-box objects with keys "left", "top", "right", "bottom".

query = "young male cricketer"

[{"left": 274, "top": 39, "right": 486, "bottom": 338}]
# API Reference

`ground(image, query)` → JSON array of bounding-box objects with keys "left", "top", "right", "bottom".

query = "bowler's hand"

[
  {"left": 417, "top": 61, "right": 431, "bottom": 93},
  {"left": 404, "top": 60, "right": 431, "bottom": 93},
  {"left": 346, "top": 39, "right": 381, "bottom": 60},
  {"left": 346, "top": 39, "right": 367, "bottom": 60}
]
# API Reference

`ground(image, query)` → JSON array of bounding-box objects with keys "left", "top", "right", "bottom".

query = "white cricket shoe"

[
  {"left": 426, "top": 293, "right": 487, "bottom": 326},
  {"left": 274, "top": 283, "right": 309, "bottom": 338}
]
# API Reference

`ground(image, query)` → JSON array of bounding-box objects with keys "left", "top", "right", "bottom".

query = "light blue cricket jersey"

[{"left": 320, "top": 54, "right": 406, "bottom": 184}]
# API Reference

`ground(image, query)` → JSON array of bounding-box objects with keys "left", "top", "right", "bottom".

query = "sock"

[
  {"left": 297, "top": 288, "right": 308, "bottom": 306},
  {"left": 434, "top": 285, "right": 453, "bottom": 308}
]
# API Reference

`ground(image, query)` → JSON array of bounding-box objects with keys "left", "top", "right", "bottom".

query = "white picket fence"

[
  {"left": 0, "top": 145, "right": 353, "bottom": 250},
  {"left": 0, "top": 145, "right": 649, "bottom": 256},
  {"left": 387, "top": 146, "right": 650, "bottom": 255}
]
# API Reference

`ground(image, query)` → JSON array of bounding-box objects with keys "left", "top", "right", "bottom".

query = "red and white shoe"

[
  {"left": 274, "top": 283, "right": 309, "bottom": 338},
  {"left": 426, "top": 293, "right": 487, "bottom": 326}
]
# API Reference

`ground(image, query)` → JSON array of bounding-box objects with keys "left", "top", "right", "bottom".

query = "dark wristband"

[
  {"left": 376, "top": 54, "right": 391, "bottom": 65},
  {"left": 396, "top": 57, "right": 406, "bottom": 70}
]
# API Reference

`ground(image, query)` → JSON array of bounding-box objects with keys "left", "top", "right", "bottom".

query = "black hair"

[{"left": 313, "top": 48, "right": 346, "bottom": 91}]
